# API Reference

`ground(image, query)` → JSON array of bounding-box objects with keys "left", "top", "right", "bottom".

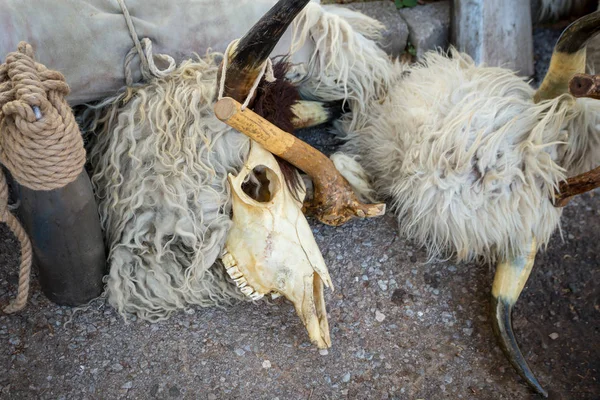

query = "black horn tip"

[
  {"left": 491, "top": 295, "right": 549, "bottom": 398},
  {"left": 232, "top": 0, "right": 312, "bottom": 69},
  {"left": 554, "top": 10, "right": 600, "bottom": 54}
]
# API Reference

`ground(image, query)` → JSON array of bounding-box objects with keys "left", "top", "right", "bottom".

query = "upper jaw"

[{"left": 221, "top": 249, "right": 265, "bottom": 301}]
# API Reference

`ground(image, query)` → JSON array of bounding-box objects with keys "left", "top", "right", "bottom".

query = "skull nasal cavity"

[{"left": 242, "top": 165, "right": 280, "bottom": 202}]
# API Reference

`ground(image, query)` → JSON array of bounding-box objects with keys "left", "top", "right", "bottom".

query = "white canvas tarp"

[{"left": 0, "top": 0, "right": 315, "bottom": 105}]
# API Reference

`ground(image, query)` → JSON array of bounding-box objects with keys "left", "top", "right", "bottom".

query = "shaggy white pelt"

[
  {"left": 80, "top": 2, "right": 393, "bottom": 321},
  {"left": 335, "top": 49, "right": 600, "bottom": 263},
  {"left": 86, "top": 55, "right": 250, "bottom": 321}
]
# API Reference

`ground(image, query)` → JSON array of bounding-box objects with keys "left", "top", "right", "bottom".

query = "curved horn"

[
  {"left": 534, "top": 10, "right": 600, "bottom": 103},
  {"left": 220, "top": 0, "right": 311, "bottom": 102},
  {"left": 491, "top": 238, "right": 548, "bottom": 398}
]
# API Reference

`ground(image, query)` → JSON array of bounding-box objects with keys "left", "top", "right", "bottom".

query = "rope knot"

[{"left": 0, "top": 41, "right": 85, "bottom": 191}]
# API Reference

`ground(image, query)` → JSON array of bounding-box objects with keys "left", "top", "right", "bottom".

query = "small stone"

[
  {"left": 342, "top": 373, "right": 351, "bottom": 383},
  {"left": 463, "top": 328, "right": 473, "bottom": 336},
  {"left": 234, "top": 348, "right": 246, "bottom": 356},
  {"left": 122, "top": 382, "right": 133, "bottom": 389},
  {"left": 111, "top": 363, "right": 124, "bottom": 372},
  {"left": 375, "top": 310, "right": 386, "bottom": 322},
  {"left": 150, "top": 383, "right": 160, "bottom": 397},
  {"left": 208, "top": 395, "right": 217, "bottom": 400},
  {"left": 169, "top": 386, "right": 181, "bottom": 397},
  {"left": 549, "top": 332, "right": 559, "bottom": 340},
  {"left": 391, "top": 289, "right": 407, "bottom": 305},
  {"left": 378, "top": 280, "right": 388, "bottom": 291},
  {"left": 398, "top": 1, "right": 450, "bottom": 59},
  {"left": 319, "top": 349, "right": 329, "bottom": 356},
  {"left": 444, "top": 375, "right": 453, "bottom": 384},
  {"left": 8, "top": 337, "right": 20, "bottom": 346},
  {"left": 262, "top": 360, "right": 272, "bottom": 369}
]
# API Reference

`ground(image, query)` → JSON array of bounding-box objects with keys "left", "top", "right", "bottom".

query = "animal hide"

[
  {"left": 335, "top": 49, "right": 600, "bottom": 263},
  {"left": 81, "top": 2, "right": 388, "bottom": 320},
  {"left": 85, "top": 55, "right": 249, "bottom": 320}
]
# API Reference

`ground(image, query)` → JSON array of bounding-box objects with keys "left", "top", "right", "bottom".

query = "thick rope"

[
  {"left": 0, "top": 42, "right": 85, "bottom": 313},
  {"left": 117, "top": 0, "right": 176, "bottom": 86},
  {"left": 218, "top": 39, "right": 276, "bottom": 110}
]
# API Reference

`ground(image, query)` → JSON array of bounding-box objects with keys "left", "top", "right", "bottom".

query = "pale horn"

[
  {"left": 534, "top": 10, "right": 600, "bottom": 103},
  {"left": 491, "top": 238, "right": 547, "bottom": 397}
]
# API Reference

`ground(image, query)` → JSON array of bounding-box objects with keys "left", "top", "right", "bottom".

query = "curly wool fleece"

[{"left": 86, "top": 55, "right": 250, "bottom": 321}]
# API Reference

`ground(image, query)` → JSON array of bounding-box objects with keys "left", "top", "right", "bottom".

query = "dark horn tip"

[
  {"left": 232, "top": 0, "right": 312, "bottom": 69},
  {"left": 491, "top": 296, "right": 549, "bottom": 398},
  {"left": 554, "top": 10, "right": 600, "bottom": 54}
]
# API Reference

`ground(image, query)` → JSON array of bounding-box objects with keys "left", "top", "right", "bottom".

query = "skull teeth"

[
  {"left": 240, "top": 286, "right": 254, "bottom": 296},
  {"left": 227, "top": 267, "right": 244, "bottom": 280},
  {"left": 222, "top": 252, "right": 236, "bottom": 268},
  {"left": 234, "top": 277, "right": 247, "bottom": 288},
  {"left": 222, "top": 249, "right": 266, "bottom": 301}
]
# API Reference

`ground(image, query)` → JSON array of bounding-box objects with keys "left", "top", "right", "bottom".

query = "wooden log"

[
  {"left": 214, "top": 97, "right": 386, "bottom": 227},
  {"left": 569, "top": 73, "right": 600, "bottom": 99},
  {"left": 451, "top": 0, "right": 534, "bottom": 77},
  {"left": 554, "top": 165, "right": 600, "bottom": 207}
]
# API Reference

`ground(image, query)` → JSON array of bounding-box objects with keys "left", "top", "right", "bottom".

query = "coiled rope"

[{"left": 0, "top": 42, "right": 86, "bottom": 313}]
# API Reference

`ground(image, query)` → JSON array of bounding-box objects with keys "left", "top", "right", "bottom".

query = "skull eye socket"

[{"left": 241, "top": 165, "right": 281, "bottom": 202}]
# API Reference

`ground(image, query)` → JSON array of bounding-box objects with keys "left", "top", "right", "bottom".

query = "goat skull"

[{"left": 221, "top": 142, "right": 333, "bottom": 348}]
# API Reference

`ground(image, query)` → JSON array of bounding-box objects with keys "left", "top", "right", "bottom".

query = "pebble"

[
  {"left": 234, "top": 348, "right": 246, "bottom": 356},
  {"left": 342, "top": 373, "right": 351, "bottom": 383},
  {"left": 122, "top": 381, "right": 133, "bottom": 389},
  {"left": 375, "top": 310, "right": 386, "bottom": 322},
  {"left": 549, "top": 332, "right": 559, "bottom": 340},
  {"left": 208, "top": 395, "right": 217, "bottom": 400},
  {"left": 8, "top": 337, "right": 20, "bottom": 346},
  {"left": 378, "top": 280, "right": 388, "bottom": 291},
  {"left": 169, "top": 386, "right": 181, "bottom": 397},
  {"left": 262, "top": 360, "right": 272, "bottom": 369},
  {"left": 319, "top": 349, "right": 329, "bottom": 356},
  {"left": 111, "top": 363, "right": 124, "bottom": 372}
]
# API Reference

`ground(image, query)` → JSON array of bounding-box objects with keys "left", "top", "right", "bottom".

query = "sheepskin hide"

[
  {"left": 336, "top": 49, "right": 600, "bottom": 263},
  {"left": 290, "top": 2, "right": 394, "bottom": 130},
  {"left": 86, "top": 54, "right": 250, "bottom": 320},
  {"left": 78, "top": 1, "right": 392, "bottom": 321}
]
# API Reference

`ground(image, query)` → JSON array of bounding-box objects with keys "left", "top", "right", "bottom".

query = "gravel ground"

[{"left": 1, "top": 23, "right": 599, "bottom": 400}]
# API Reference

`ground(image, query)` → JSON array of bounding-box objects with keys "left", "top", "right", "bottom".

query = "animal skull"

[{"left": 221, "top": 142, "right": 334, "bottom": 348}]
